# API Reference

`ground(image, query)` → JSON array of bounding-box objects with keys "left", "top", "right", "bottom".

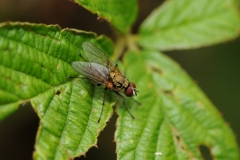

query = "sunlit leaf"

[
  {"left": 115, "top": 50, "right": 239, "bottom": 159},
  {"left": 74, "top": 0, "right": 138, "bottom": 33},
  {"left": 0, "top": 22, "right": 114, "bottom": 159},
  {"left": 138, "top": 0, "right": 240, "bottom": 51}
]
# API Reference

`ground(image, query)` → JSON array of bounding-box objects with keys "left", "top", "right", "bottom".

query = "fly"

[{"left": 70, "top": 42, "right": 139, "bottom": 122}]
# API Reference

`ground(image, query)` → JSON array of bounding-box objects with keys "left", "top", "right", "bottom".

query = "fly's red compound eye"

[
  {"left": 125, "top": 82, "right": 137, "bottom": 97},
  {"left": 129, "top": 82, "right": 136, "bottom": 88},
  {"left": 125, "top": 87, "right": 133, "bottom": 97}
]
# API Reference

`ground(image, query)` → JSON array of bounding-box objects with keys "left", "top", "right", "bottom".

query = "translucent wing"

[
  {"left": 82, "top": 42, "right": 117, "bottom": 70},
  {"left": 72, "top": 62, "right": 109, "bottom": 85}
]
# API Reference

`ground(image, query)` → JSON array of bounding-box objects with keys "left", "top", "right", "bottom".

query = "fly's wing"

[
  {"left": 82, "top": 42, "right": 117, "bottom": 70},
  {"left": 72, "top": 62, "right": 109, "bottom": 85}
]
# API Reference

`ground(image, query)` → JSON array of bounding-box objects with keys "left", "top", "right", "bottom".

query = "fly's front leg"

[
  {"left": 114, "top": 91, "right": 135, "bottom": 120},
  {"left": 106, "top": 59, "right": 118, "bottom": 68},
  {"left": 106, "top": 59, "right": 110, "bottom": 68},
  {"left": 98, "top": 87, "right": 107, "bottom": 123},
  {"left": 78, "top": 52, "right": 88, "bottom": 62},
  {"left": 130, "top": 97, "right": 141, "bottom": 105},
  {"left": 67, "top": 76, "right": 85, "bottom": 79}
]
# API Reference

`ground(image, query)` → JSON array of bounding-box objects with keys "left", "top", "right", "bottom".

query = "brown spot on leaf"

[
  {"left": 172, "top": 127, "right": 186, "bottom": 151},
  {"left": 175, "top": 135, "right": 180, "bottom": 141},
  {"left": 151, "top": 66, "right": 163, "bottom": 75},
  {"left": 163, "top": 90, "right": 173, "bottom": 96},
  {"left": 171, "top": 127, "right": 198, "bottom": 159}
]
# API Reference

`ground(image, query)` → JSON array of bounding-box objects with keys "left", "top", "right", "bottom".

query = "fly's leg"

[
  {"left": 115, "top": 91, "right": 135, "bottom": 120},
  {"left": 106, "top": 59, "right": 118, "bottom": 68},
  {"left": 68, "top": 52, "right": 88, "bottom": 79},
  {"left": 106, "top": 59, "right": 110, "bottom": 68},
  {"left": 78, "top": 52, "right": 88, "bottom": 62},
  {"left": 130, "top": 97, "right": 141, "bottom": 105},
  {"left": 67, "top": 76, "right": 85, "bottom": 79},
  {"left": 98, "top": 87, "right": 107, "bottom": 123},
  {"left": 67, "top": 76, "right": 90, "bottom": 81}
]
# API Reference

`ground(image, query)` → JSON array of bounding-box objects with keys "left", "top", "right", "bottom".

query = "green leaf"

[
  {"left": 74, "top": 0, "right": 138, "bottom": 34},
  {"left": 138, "top": 0, "right": 240, "bottom": 51},
  {"left": 115, "top": 50, "right": 239, "bottom": 159},
  {"left": 0, "top": 22, "right": 115, "bottom": 159}
]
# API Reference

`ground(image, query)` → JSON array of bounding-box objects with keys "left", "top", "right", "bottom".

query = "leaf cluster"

[{"left": 0, "top": 0, "right": 239, "bottom": 159}]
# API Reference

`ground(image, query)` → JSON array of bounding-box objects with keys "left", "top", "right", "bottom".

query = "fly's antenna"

[{"left": 132, "top": 87, "right": 139, "bottom": 96}]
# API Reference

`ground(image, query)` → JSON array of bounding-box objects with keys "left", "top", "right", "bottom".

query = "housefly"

[{"left": 70, "top": 42, "right": 139, "bottom": 122}]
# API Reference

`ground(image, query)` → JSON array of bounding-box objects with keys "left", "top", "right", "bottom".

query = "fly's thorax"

[{"left": 110, "top": 71, "right": 129, "bottom": 89}]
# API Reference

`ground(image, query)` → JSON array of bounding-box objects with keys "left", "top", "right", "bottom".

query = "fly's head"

[{"left": 125, "top": 82, "right": 139, "bottom": 97}]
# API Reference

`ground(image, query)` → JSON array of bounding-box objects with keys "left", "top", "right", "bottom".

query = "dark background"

[{"left": 0, "top": 0, "right": 239, "bottom": 159}]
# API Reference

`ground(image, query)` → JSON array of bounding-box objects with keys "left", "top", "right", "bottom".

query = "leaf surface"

[
  {"left": 138, "top": 0, "right": 240, "bottom": 51},
  {"left": 0, "top": 22, "right": 114, "bottom": 159},
  {"left": 115, "top": 50, "right": 239, "bottom": 160},
  {"left": 74, "top": 0, "right": 138, "bottom": 33}
]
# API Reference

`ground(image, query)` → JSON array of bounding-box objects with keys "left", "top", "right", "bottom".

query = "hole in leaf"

[
  {"left": 55, "top": 91, "right": 61, "bottom": 95},
  {"left": 97, "top": 16, "right": 106, "bottom": 22},
  {"left": 199, "top": 145, "right": 213, "bottom": 160},
  {"left": 175, "top": 135, "right": 180, "bottom": 141}
]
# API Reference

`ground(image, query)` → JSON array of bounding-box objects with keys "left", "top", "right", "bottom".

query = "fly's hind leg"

[
  {"left": 114, "top": 91, "right": 135, "bottom": 120},
  {"left": 98, "top": 87, "right": 107, "bottom": 123},
  {"left": 106, "top": 59, "right": 118, "bottom": 68}
]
